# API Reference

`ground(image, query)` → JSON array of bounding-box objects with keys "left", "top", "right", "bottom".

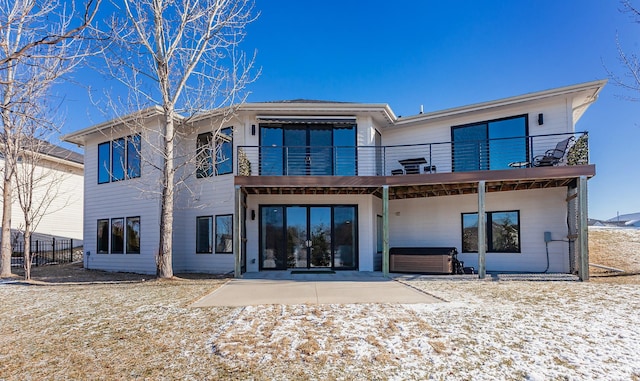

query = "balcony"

[{"left": 237, "top": 132, "right": 589, "bottom": 178}]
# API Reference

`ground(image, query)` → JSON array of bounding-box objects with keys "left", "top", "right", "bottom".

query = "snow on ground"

[{"left": 210, "top": 280, "right": 640, "bottom": 380}]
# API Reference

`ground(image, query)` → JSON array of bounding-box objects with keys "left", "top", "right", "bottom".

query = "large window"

[
  {"left": 216, "top": 127, "right": 233, "bottom": 175},
  {"left": 126, "top": 217, "right": 141, "bottom": 254},
  {"left": 452, "top": 115, "right": 527, "bottom": 172},
  {"left": 462, "top": 211, "right": 520, "bottom": 253},
  {"left": 97, "top": 216, "right": 140, "bottom": 254},
  {"left": 98, "top": 143, "right": 110, "bottom": 184},
  {"left": 196, "top": 216, "right": 213, "bottom": 253},
  {"left": 215, "top": 214, "right": 233, "bottom": 254},
  {"left": 111, "top": 218, "right": 124, "bottom": 254},
  {"left": 259, "top": 122, "right": 356, "bottom": 176},
  {"left": 97, "top": 219, "right": 109, "bottom": 253},
  {"left": 197, "top": 127, "right": 233, "bottom": 178},
  {"left": 98, "top": 135, "right": 141, "bottom": 184},
  {"left": 196, "top": 133, "right": 213, "bottom": 178}
]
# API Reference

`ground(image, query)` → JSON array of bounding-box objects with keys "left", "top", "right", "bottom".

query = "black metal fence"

[
  {"left": 237, "top": 132, "right": 589, "bottom": 177},
  {"left": 11, "top": 238, "right": 82, "bottom": 267}
]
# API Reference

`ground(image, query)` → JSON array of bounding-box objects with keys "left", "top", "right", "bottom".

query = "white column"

[{"left": 382, "top": 185, "right": 390, "bottom": 276}]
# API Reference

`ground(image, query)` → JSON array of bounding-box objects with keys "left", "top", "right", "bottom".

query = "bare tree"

[
  {"left": 14, "top": 135, "right": 72, "bottom": 280},
  {"left": 608, "top": 1, "right": 640, "bottom": 100},
  {"left": 0, "top": 0, "right": 100, "bottom": 278},
  {"left": 102, "top": 0, "right": 258, "bottom": 278}
]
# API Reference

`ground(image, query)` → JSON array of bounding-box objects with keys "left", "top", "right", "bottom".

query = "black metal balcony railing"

[{"left": 236, "top": 132, "right": 588, "bottom": 177}]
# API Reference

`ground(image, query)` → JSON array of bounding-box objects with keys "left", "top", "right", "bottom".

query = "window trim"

[
  {"left": 451, "top": 114, "right": 529, "bottom": 172},
  {"left": 461, "top": 210, "right": 521, "bottom": 253},
  {"left": 110, "top": 217, "right": 125, "bottom": 254},
  {"left": 196, "top": 215, "right": 213, "bottom": 254},
  {"left": 215, "top": 214, "right": 233, "bottom": 254},
  {"left": 97, "top": 219, "right": 109, "bottom": 254},
  {"left": 97, "top": 135, "right": 142, "bottom": 184},
  {"left": 127, "top": 135, "right": 141, "bottom": 179},
  {"left": 215, "top": 126, "right": 233, "bottom": 175},
  {"left": 97, "top": 142, "right": 111, "bottom": 184},
  {"left": 196, "top": 132, "right": 214, "bottom": 178},
  {"left": 126, "top": 216, "right": 141, "bottom": 254}
]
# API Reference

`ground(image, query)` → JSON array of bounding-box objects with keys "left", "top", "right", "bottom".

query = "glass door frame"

[{"left": 258, "top": 204, "right": 359, "bottom": 271}]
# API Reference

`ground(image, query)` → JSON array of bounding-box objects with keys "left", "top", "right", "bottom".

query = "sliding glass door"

[
  {"left": 260, "top": 205, "right": 357, "bottom": 270},
  {"left": 452, "top": 115, "right": 528, "bottom": 172},
  {"left": 260, "top": 123, "right": 356, "bottom": 176}
]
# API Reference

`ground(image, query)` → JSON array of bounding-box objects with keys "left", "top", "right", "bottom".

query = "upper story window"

[
  {"left": 196, "top": 127, "right": 233, "bottom": 178},
  {"left": 98, "top": 135, "right": 141, "bottom": 184},
  {"left": 451, "top": 115, "right": 528, "bottom": 172}
]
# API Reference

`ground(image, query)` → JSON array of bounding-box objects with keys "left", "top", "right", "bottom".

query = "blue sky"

[{"left": 60, "top": 0, "right": 639, "bottom": 219}]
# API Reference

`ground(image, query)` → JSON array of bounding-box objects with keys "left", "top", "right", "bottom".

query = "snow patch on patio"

[{"left": 209, "top": 280, "right": 640, "bottom": 380}]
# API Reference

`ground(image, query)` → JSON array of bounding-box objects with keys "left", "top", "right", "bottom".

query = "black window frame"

[
  {"left": 215, "top": 214, "right": 233, "bottom": 254},
  {"left": 451, "top": 114, "right": 529, "bottom": 172},
  {"left": 97, "top": 135, "right": 142, "bottom": 184},
  {"left": 98, "top": 142, "right": 111, "bottom": 184},
  {"left": 461, "top": 210, "right": 521, "bottom": 253},
  {"left": 196, "top": 216, "right": 213, "bottom": 253},
  {"left": 126, "top": 216, "right": 141, "bottom": 254},
  {"left": 111, "top": 137, "right": 126, "bottom": 182},
  {"left": 216, "top": 126, "right": 233, "bottom": 175},
  {"left": 97, "top": 219, "right": 109, "bottom": 254},
  {"left": 127, "top": 135, "right": 141, "bottom": 179},
  {"left": 111, "top": 217, "right": 125, "bottom": 254},
  {"left": 196, "top": 132, "right": 214, "bottom": 178}
]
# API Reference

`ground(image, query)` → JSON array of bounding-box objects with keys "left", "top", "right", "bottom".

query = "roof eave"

[
  {"left": 393, "top": 79, "right": 607, "bottom": 127},
  {"left": 62, "top": 105, "right": 169, "bottom": 146}
]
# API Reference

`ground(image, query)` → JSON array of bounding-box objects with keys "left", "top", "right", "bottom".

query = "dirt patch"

[
  {"left": 589, "top": 228, "right": 640, "bottom": 283},
  {"left": 6, "top": 261, "right": 230, "bottom": 284}
]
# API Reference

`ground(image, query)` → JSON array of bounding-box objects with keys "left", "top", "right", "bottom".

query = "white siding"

[
  {"left": 387, "top": 187, "right": 570, "bottom": 273},
  {"left": 82, "top": 127, "right": 162, "bottom": 275},
  {"left": 171, "top": 115, "right": 244, "bottom": 273}
]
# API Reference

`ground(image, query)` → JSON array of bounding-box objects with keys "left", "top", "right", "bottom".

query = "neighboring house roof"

[
  {"left": 34, "top": 138, "right": 84, "bottom": 165},
  {"left": 1, "top": 135, "right": 83, "bottom": 166},
  {"left": 62, "top": 79, "right": 607, "bottom": 146},
  {"left": 607, "top": 212, "right": 640, "bottom": 222}
]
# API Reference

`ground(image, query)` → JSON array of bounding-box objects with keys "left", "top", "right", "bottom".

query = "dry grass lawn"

[{"left": 0, "top": 228, "right": 639, "bottom": 380}]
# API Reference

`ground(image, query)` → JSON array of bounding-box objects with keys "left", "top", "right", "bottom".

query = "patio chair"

[{"left": 533, "top": 136, "right": 574, "bottom": 167}]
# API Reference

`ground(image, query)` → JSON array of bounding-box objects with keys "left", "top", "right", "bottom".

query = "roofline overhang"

[
  {"left": 393, "top": 79, "right": 607, "bottom": 128},
  {"left": 62, "top": 105, "right": 173, "bottom": 146},
  {"left": 190, "top": 101, "right": 397, "bottom": 127}
]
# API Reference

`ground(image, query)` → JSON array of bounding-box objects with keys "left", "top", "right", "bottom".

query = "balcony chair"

[{"left": 533, "top": 136, "right": 574, "bottom": 167}]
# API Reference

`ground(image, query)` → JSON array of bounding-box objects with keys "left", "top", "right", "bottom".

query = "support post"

[
  {"left": 477, "top": 181, "right": 486, "bottom": 279},
  {"left": 382, "top": 185, "right": 390, "bottom": 277},
  {"left": 577, "top": 176, "right": 589, "bottom": 281},
  {"left": 234, "top": 185, "right": 242, "bottom": 278}
]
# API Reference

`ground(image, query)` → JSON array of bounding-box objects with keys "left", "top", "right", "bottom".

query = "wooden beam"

[{"left": 478, "top": 181, "right": 487, "bottom": 279}]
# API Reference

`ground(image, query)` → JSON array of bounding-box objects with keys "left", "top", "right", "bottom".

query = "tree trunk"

[
  {"left": 0, "top": 103, "right": 14, "bottom": 278},
  {"left": 0, "top": 172, "right": 12, "bottom": 278},
  {"left": 157, "top": 109, "right": 174, "bottom": 278},
  {"left": 23, "top": 230, "right": 31, "bottom": 281}
]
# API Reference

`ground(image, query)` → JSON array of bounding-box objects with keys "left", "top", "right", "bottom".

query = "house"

[
  {"left": 62, "top": 79, "right": 605, "bottom": 280},
  {"left": 0, "top": 139, "right": 84, "bottom": 242}
]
